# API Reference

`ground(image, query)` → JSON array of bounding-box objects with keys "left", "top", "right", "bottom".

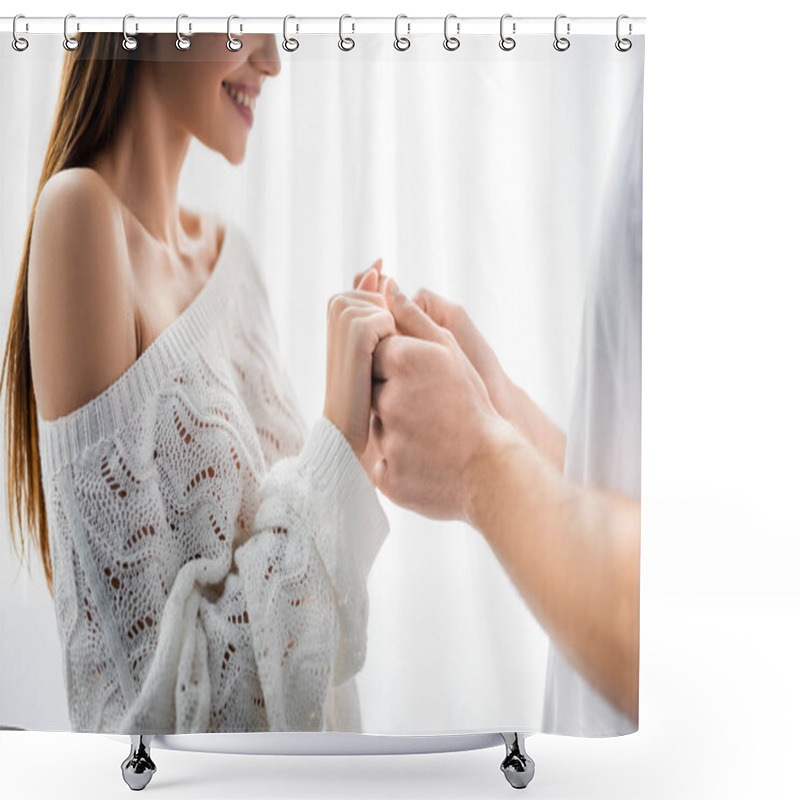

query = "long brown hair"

[{"left": 1, "top": 34, "right": 137, "bottom": 596}]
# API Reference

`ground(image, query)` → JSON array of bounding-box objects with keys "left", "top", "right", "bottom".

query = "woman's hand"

[
  {"left": 351, "top": 259, "right": 391, "bottom": 480},
  {"left": 353, "top": 259, "right": 389, "bottom": 294},
  {"left": 324, "top": 262, "right": 395, "bottom": 459}
]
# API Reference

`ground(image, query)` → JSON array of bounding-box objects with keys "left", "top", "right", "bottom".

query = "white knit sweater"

[{"left": 36, "top": 221, "right": 390, "bottom": 734}]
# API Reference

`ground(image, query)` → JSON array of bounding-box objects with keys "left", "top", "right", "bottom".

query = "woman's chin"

[{"left": 221, "top": 143, "right": 247, "bottom": 166}]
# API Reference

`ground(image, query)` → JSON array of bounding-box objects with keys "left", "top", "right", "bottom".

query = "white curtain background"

[{"left": 0, "top": 32, "right": 643, "bottom": 733}]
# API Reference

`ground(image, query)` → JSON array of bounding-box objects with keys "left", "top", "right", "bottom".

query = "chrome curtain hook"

[
  {"left": 227, "top": 15, "right": 243, "bottom": 51},
  {"left": 499, "top": 13, "right": 516, "bottom": 51},
  {"left": 615, "top": 14, "right": 632, "bottom": 51},
  {"left": 443, "top": 14, "right": 460, "bottom": 51},
  {"left": 63, "top": 13, "right": 80, "bottom": 51},
  {"left": 394, "top": 14, "right": 411, "bottom": 51},
  {"left": 12, "top": 14, "right": 29, "bottom": 51},
  {"left": 282, "top": 15, "right": 299, "bottom": 51},
  {"left": 176, "top": 14, "right": 191, "bottom": 50},
  {"left": 338, "top": 14, "right": 355, "bottom": 51},
  {"left": 121, "top": 14, "right": 138, "bottom": 51},
  {"left": 553, "top": 14, "right": 571, "bottom": 52}
]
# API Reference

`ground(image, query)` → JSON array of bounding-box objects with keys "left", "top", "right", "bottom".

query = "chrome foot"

[
  {"left": 121, "top": 735, "right": 156, "bottom": 791},
  {"left": 500, "top": 732, "right": 535, "bottom": 789}
]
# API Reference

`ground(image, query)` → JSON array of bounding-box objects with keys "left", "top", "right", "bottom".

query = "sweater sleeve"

[
  {"left": 240, "top": 416, "right": 389, "bottom": 730},
  {"left": 48, "top": 413, "right": 389, "bottom": 734}
]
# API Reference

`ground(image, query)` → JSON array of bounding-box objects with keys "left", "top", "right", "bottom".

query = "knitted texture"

[{"left": 36, "top": 222, "right": 389, "bottom": 734}]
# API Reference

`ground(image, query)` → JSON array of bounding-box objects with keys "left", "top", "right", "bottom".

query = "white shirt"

[{"left": 542, "top": 99, "right": 642, "bottom": 737}]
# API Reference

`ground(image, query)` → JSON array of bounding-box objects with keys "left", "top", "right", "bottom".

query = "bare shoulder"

[
  {"left": 29, "top": 167, "right": 137, "bottom": 422},
  {"left": 35, "top": 167, "right": 124, "bottom": 233}
]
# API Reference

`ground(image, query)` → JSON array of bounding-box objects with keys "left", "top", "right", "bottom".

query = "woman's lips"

[{"left": 222, "top": 82, "right": 255, "bottom": 128}]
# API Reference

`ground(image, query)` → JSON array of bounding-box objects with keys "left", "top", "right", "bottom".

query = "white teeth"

[{"left": 223, "top": 82, "right": 256, "bottom": 112}]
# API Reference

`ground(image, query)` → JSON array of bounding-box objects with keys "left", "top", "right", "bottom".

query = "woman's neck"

[{"left": 91, "top": 66, "right": 192, "bottom": 250}]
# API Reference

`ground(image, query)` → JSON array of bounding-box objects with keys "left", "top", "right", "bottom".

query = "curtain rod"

[{"left": 0, "top": 16, "right": 646, "bottom": 36}]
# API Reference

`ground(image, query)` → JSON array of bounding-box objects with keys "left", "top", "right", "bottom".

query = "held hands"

[
  {"left": 354, "top": 260, "right": 516, "bottom": 424},
  {"left": 370, "top": 278, "right": 511, "bottom": 522},
  {"left": 325, "top": 257, "right": 518, "bottom": 522}
]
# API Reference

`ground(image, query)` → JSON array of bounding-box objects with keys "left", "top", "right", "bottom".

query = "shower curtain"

[{"left": 0, "top": 20, "right": 644, "bottom": 739}]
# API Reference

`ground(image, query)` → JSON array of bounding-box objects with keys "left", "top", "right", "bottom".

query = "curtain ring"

[
  {"left": 12, "top": 14, "right": 29, "bottom": 51},
  {"left": 615, "top": 14, "right": 632, "bottom": 51},
  {"left": 175, "top": 14, "right": 191, "bottom": 50},
  {"left": 175, "top": 14, "right": 192, "bottom": 50},
  {"left": 121, "top": 14, "right": 138, "bottom": 51},
  {"left": 227, "top": 15, "right": 243, "bottom": 51},
  {"left": 553, "top": 14, "right": 570, "bottom": 52},
  {"left": 282, "top": 15, "right": 299, "bottom": 51},
  {"left": 443, "top": 14, "right": 460, "bottom": 51},
  {"left": 339, "top": 14, "right": 355, "bottom": 51},
  {"left": 63, "top": 13, "right": 80, "bottom": 51},
  {"left": 499, "top": 13, "right": 516, "bottom": 51},
  {"left": 394, "top": 14, "right": 411, "bottom": 51}
]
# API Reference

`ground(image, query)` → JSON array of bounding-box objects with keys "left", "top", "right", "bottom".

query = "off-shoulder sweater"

[{"left": 35, "top": 221, "right": 389, "bottom": 734}]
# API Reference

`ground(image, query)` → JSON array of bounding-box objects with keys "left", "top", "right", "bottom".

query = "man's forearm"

[
  {"left": 464, "top": 417, "right": 640, "bottom": 722},
  {"left": 499, "top": 380, "right": 567, "bottom": 472}
]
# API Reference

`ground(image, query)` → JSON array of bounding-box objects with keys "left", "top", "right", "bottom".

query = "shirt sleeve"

[{"left": 49, "top": 415, "right": 389, "bottom": 734}]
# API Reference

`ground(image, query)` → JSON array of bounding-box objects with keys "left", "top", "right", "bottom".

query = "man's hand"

[
  {"left": 412, "top": 286, "right": 566, "bottom": 469},
  {"left": 368, "top": 278, "right": 510, "bottom": 521},
  {"left": 411, "top": 287, "right": 515, "bottom": 422}
]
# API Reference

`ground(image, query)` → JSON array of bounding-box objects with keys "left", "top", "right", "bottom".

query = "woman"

[{"left": 0, "top": 32, "right": 393, "bottom": 734}]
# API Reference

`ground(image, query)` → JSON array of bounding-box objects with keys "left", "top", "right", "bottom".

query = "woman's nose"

[{"left": 249, "top": 34, "right": 281, "bottom": 79}]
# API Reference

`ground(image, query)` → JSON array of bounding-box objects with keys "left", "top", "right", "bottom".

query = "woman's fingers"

[
  {"left": 332, "top": 303, "right": 395, "bottom": 338},
  {"left": 357, "top": 268, "right": 379, "bottom": 292},
  {"left": 324, "top": 291, "right": 396, "bottom": 457},
  {"left": 353, "top": 258, "right": 383, "bottom": 289},
  {"left": 327, "top": 289, "right": 389, "bottom": 318}
]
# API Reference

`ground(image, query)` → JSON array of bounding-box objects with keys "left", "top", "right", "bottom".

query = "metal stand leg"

[
  {"left": 121, "top": 735, "right": 157, "bottom": 791},
  {"left": 500, "top": 732, "right": 535, "bottom": 789}
]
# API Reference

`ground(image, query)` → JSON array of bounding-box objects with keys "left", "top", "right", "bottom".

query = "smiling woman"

[
  {"left": 136, "top": 32, "right": 277, "bottom": 162},
  {"left": 1, "top": 30, "right": 390, "bottom": 735}
]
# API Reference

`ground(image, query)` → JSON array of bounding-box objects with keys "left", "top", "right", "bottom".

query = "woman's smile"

[{"left": 221, "top": 79, "right": 258, "bottom": 127}]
